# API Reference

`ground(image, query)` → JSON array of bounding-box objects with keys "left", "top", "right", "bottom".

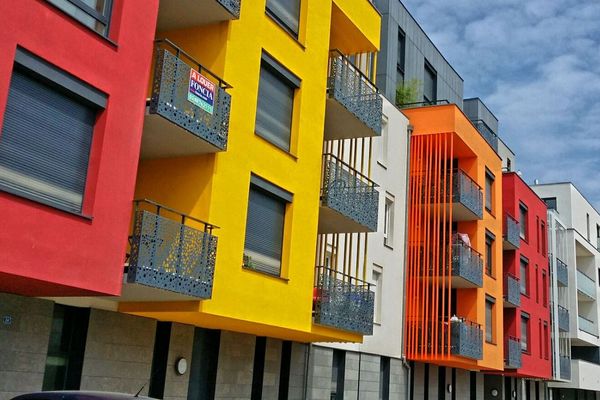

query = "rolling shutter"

[{"left": 0, "top": 67, "right": 96, "bottom": 214}]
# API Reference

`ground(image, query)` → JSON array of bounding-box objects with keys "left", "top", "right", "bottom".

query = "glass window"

[
  {"left": 542, "top": 271, "right": 548, "bottom": 306},
  {"left": 542, "top": 197, "right": 557, "bottom": 211},
  {"left": 0, "top": 66, "right": 98, "bottom": 214},
  {"left": 47, "top": 0, "right": 112, "bottom": 36},
  {"left": 384, "top": 196, "right": 394, "bottom": 247},
  {"left": 243, "top": 183, "right": 289, "bottom": 276},
  {"left": 521, "top": 314, "right": 529, "bottom": 352},
  {"left": 520, "top": 257, "right": 529, "bottom": 295},
  {"left": 372, "top": 267, "right": 382, "bottom": 324},
  {"left": 397, "top": 29, "right": 405, "bottom": 74},
  {"left": 485, "top": 170, "right": 494, "bottom": 212},
  {"left": 423, "top": 61, "right": 436, "bottom": 103},
  {"left": 485, "top": 232, "right": 494, "bottom": 276},
  {"left": 519, "top": 204, "right": 528, "bottom": 240},
  {"left": 255, "top": 56, "right": 298, "bottom": 151},
  {"left": 266, "top": 0, "right": 300, "bottom": 36},
  {"left": 485, "top": 297, "right": 495, "bottom": 343}
]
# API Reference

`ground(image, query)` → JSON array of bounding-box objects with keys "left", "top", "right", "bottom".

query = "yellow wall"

[{"left": 124, "top": 1, "right": 380, "bottom": 343}]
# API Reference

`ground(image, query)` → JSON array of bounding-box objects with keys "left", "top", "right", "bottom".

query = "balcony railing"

[
  {"left": 578, "top": 315, "right": 598, "bottom": 336},
  {"left": 560, "top": 355, "right": 571, "bottom": 380},
  {"left": 325, "top": 50, "right": 382, "bottom": 140},
  {"left": 156, "top": 0, "right": 241, "bottom": 31},
  {"left": 505, "top": 336, "right": 522, "bottom": 369},
  {"left": 313, "top": 266, "right": 375, "bottom": 335},
  {"left": 577, "top": 269, "right": 596, "bottom": 300},
  {"left": 144, "top": 39, "right": 232, "bottom": 158},
  {"left": 127, "top": 199, "right": 218, "bottom": 299},
  {"left": 558, "top": 305, "right": 570, "bottom": 332},
  {"left": 450, "top": 318, "right": 483, "bottom": 360},
  {"left": 556, "top": 257, "right": 568, "bottom": 286},
  {"left": 452, "top": 169, "right": 483, "bottom": 220},
  {"left": 320, "top": 153, "right": 378, "bottom": 233},
  {"left": 470, "top": 119, "right": 499, "bottom": 152},
  {"left": 448, "top": 236, "right": 483, "bottom": 288},
  {"left": 503, "top": 214, "right": 520, "bottom": 250},
  {"left": 504, "top": 274, "right": 521, "bottom": 307}
]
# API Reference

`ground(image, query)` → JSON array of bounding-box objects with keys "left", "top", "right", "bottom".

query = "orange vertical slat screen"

[{"left": 405, "top": 132, "right": 454, "bottom": 362}]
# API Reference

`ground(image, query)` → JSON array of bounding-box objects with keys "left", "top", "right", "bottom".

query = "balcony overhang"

[{"left": 156, "top": 0, "right": 240, "bottom": 31}]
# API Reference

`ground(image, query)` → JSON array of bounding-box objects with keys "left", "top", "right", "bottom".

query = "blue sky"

[{"left": 401, "top": 0, "right": 600, "bottom": 207}]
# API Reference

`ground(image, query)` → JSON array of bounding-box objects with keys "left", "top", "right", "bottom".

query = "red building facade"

[
  {"left": 0, "top": 0, "right": 158, "bottom": 296},
  {"left": 502, "top": 172, "right": 552, "bottom": 379}
]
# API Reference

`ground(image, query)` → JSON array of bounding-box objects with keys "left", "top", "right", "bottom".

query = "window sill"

[
  {"left": 377, "top": 160, "right": 387, "bottom": 170},
  {"left": 384, "top": 243, "right": 394, "bottom": 251},
  {"left": 265, "top": 10, "right": 305, "bottom": 51},
  {"left": 0, "top": 186, "right": 93, "bottom": 221},
  {"left": 255, "top": 132, "right": 298, "bottom": 161},
  {"left": 485, "top": 272, "right": 496, "bottom": 280},
  {"left": 242, "top": 264, "right": 290, "bottom": 282},
  {"left": 485, "top": 340, "right": 497, "bottom": 346}
]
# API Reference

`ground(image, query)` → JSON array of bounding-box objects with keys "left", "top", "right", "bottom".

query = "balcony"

[
  {"left": 450, "top": 318, "right": 483, "bottom": 360},
  {"left": 156, "top": 0, "right": 241, "bottom": 31},
  {"left": 577, "top": 269, "right": 596, "bottom": 301},
  {"left": 447, "top": 236, "right": 483, "bottom": 288},
  {"left": 578, "top": 315, "right": 598, "bottom": 337},
  {"left": 451, "top": 169, "right": 483, "bottom": 220},
  {"left": 505, "top": 336, "right": 522, "bottom": 369},
  {"left": 504, "top": 274, "right": 521, "bottom": 308},
  {"left": 560, "top": 356, "right": 571, "bottom": 380},
  {"left": 124, "top": 199, "right": 218, "bottom": 301},
  {"left": 558, "top": 305, "right": 570, "bottom": 332},
  {"left": 556, "top": 257, "right": 568, "bottom": 286},
  {"left": 319, "top": 153, "right": 378, "bottom": 233},
  {"left": 324, "top": 50, "right": 382, "bottom": 140},
  {"left": 503, "top": 214, "right": 520, "bottom": 250},
  {"left": 470, "top": 119, "right": 498, "bottom": 152},
  {"left": 142, "top": 40, "right": 232, "bottom": 159},
  {"left": 313, "top": 266, "right": 375, "bottom": 335}
]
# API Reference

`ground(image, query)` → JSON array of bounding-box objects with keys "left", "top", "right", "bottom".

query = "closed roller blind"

[
  {"left": 0, "top": 68, "right": 95, "bottom": 214},
  {"left": 244, "top": 186, "right": 286, "bottom": 276},
  {"left": 266, "top": 0, "right": 300, "bottom": 34}
]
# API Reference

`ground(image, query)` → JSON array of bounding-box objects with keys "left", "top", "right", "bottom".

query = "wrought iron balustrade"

[
  {"left": 448, "top": 236, "right": 483, "bottom": 287},
  {"left": 450, "top": 318, "right": 483, "bottom": 360},
  {"left": 505, "top": 336, "right": 522, "bottom": 369},
  {"left": 504, "top": 214, "right": 520, "bottom": 249},
  {"left": 504, "top": 274, "right": 521, "bottom": 307}
]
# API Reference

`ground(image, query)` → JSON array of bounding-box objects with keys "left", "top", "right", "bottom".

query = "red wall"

[
  {"left": 502, "top": 172, "right": 552, "bottom": 379},
  {"left": 0, "top": 0, "right": 159, "bottom": 296}
]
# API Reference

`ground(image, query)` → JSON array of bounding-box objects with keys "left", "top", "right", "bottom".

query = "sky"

[{"left": 401, "top": 0, "right": 600, "bottom": 207}]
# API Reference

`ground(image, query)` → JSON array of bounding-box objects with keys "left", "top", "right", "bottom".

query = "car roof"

[{"left": 11, "top": 391, "right": 155, "bottom": 400}]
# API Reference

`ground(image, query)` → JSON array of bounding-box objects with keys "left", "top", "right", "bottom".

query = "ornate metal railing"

[
  {"left": 505, "top": 336, "right": 522, "bottom": 369},
  {"left": 327, "top": 50, "right": 382, "bottom": 136},
  {"left": 558, "top": 305, "right": 569, "bottom": 332},
  {"left": 321, "top": 153, "right": 378, "bottom": 232},
  {"left": 148, "top": 39, "right": 232, "bottom": 151},
  {"left": 216, "top": 0, "right": 241, "bottom": 18},
  {"left": 452, "top": 169, "right": 483, "bottom": 219},
  {"left": 450, "top": 318, "right": 483, "bottom": 360},
  {"left": 577, "top": 269, "right": 596, "bottom": 299},
  {"left": 578, "top": 315, "right": 598, "bottom": 336},
  {"left": 560, "top": 355, "right": 571, "bottom": 380},
  {"left": 448, "top": 236, "right": 483, "bottom": 287},
  {"left": 127, "top": 199, "right": 218, "bottom": 299},
  {"left": 504, "top": 214, "right": 521, "bottom": 249},
  {"left": 470, "top": 119, "right": 498, "bottom": 152},
  {"left": 505, "top": 273, "right": 521, "bottom": 307},
  {"left": 556, "top": 257, "right": 568, "bottom": 286},
  {"left": 313, "top": 266, "right": 375, "bottom": 335}
]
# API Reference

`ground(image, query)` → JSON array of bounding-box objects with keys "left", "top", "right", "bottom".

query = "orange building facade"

[{"left": 404, "top": 104, "right": 504, "bottom": 372}]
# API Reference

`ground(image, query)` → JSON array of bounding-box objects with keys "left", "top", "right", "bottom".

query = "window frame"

[
  {"left": 372, "top": 265, "right": 383, "bottom": 324},
  {"left": 542, "top": 197, "right": 557, "bottom": 211},
  {"left": 265, "top": 0, "right": 301, "bottom": 38},
  {"left": 254, "top": 52, "right": 300, "bottom": 153},
  {"left": 423, "top": 60, "right": 437, "bottom": 104},
  {"left": 519, "top": 203, "right": 529, "bottom": 241},
  {"left": 521, "top": 313, "right": 530, "bottom": 353},
  {"left": 485, "top": 296, "right": 495, "bottom": 344},
  {"left": 520, "top": 256, "right": 529, "bottom": 296},
  {"left": 383, "top": 195, "right": 395, "bottom": 248},
  {"left": 485, "top": 230, "right": 495, "bottom": 277},
  {"left": 46, "top": 0, "right": 114, "bottom": 37},
  {"left": 485, "top": 169, "right": 494, "bottom": 213}
]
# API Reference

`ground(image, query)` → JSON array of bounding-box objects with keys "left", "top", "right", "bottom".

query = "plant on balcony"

[{"left": 395, "top": 79, "right": 420, "bottom": 107}]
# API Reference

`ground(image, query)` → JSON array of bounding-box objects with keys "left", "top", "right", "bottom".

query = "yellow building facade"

[{"left": 121, "top": 0, "right": 382, "bottom": 344}]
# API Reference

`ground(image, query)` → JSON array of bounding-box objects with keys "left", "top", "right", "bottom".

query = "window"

[
  {"left": 536, "top": 217, "right": 540, "bottom": 253},
  {"left": 519, "top": 203, "right": 528, "bottom": 240},
  {"left": 541, "top": 222, "right": 546, "bottom": 255},
  {"left": 243, "top": 176, "right": 292, "bottom": 276},
  {"left": 543, "top": 322, "right": 549, "bottom": 359},
  {"left": 506, "top": 158, "right": 512, "bottom": 172},
  {"left": 423, "top": 61, "right": 437, "bottom": 103},
  {"left": 538, "top": 319, "right": 543, "bottom": 357},
  {"left": 0, "top": 48, "right": 106, "bottom": 215},
  {"left": 265, "top": 0, "right": 300, "bottom": 36},
  {"left": 485, "top": 231, "right": 495, "bottom": 276},
  {"left": 485, "top": 296, "right": 495, "bottom": 343},
  {"left": 520, "top": 257, "right": 529, "bottom": 295},
  {"left": 384, "top": 196, "right": 394, "bottom": 247},
  {"left": 331, "top": 350, "right": 345, "bottom": 400},
  {"left": 521, "top": 313, "right": 530, "bottom": 353},
  {"left": 542, "top": 271, "right": 548, "bottom": 307},
  {"left": 373, "top": 266, "right": 383, "bottom": 324},
  {"left": 379, "top": 357, "right": 390, "bottom": 400},
  {"left": 597, "top": 224, "right": 600, "bottom": 251},
  {"left": 379, "top": 115, "right": 389, "bottom": 165},
  {"left": 47, "top": 0, "right": 113, "bottom": 36},
  {"left": 542, "top": 197, "right": 557, "bottom": 211},
  {"left": 42, "top": 304, "right": 90, "bottom": 390},
  {"left": 396, "top": 29, "right": 406, "bottom": 88},
  {"left": 587, "top": 213, "right": 591, "bottom": 241},
  {"left": 255, "top": 53, "right": 300, "bottom": 152},
  {"left": 535, "top": 266, "right": 539, "bottom": 303},
  {"left": 485, "top": 169, "right": 494, "bottom": 212}
]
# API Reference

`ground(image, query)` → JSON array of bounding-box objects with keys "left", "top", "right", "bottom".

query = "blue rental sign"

[{"left": 188, "top": 69, "right": 215, "bottom": 114}]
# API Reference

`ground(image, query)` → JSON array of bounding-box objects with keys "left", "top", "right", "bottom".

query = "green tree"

[{"left": 395, "top": 79, "right": 421, "bottom": 107}]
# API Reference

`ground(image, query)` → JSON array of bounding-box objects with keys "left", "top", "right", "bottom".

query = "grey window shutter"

[
  {"left": 244, "top": 186, "right": 286, "bottom": 276},
  {"left": 266, "top": 0, "right": 300, "bottom": 34},
  {"left": 0, "top": 68, "right": 96, "bottom": 214}
]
